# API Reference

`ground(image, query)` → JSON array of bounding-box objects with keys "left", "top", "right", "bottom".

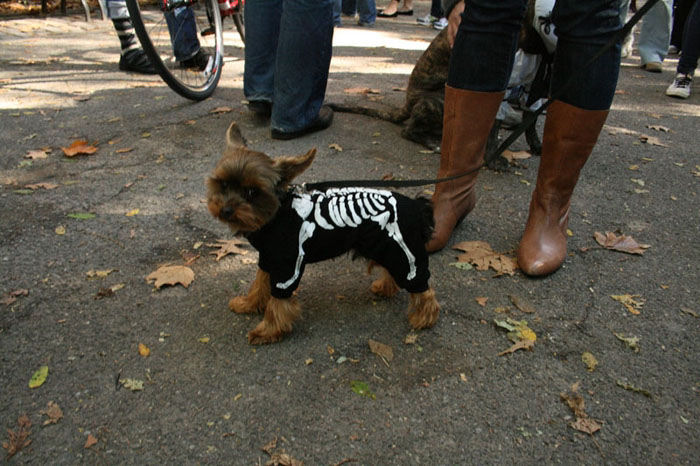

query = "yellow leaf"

[
  {"left": 611, "top": 294, "right": 644, "bottom": 314},
  {"left": 126, "top": 209, "right": 140, "bottom": 217},
  {"left": 582, "top": 351, "right": 598, "bottom": 372},
  {"left": 138, "top": 343, "right": 150, "bottom": 357},
  {"left": 29, "top": 365, "right": 49, "bottom": 388},
  {"left": 198, "top": 336, "right": 210, "bottom": 343},
  {"left": 55, "top": 225, "right": 66, "bottom": 235}
]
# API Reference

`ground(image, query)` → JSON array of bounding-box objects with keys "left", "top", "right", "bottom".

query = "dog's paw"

[
  {"left": 370, "top": 276, "right": 400, "bottom": 298},
  {"left": 408, "top": 289, "right": 440, "bottom": 329},
  {"left": 229, "top": 296, "right": 260, "bottom": 314},
  {"left": 247, "top": 323, "right": 284, "bottom": 345}
]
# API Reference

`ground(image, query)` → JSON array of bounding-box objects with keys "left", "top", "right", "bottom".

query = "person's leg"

[
  {"left": 341, "top": 0, "right": 357, "bottom": 16},
  {"left": 517, "top": 0, "right": 622, "bottom": 276},
  {"left": 164, "top": 6, "right": 201, "bottom": 63},
  {"left": 670, "top": 0, "right": 695, "bottom": 50},
  {"left": 427, "top": 0, "right": 527, "bottom": 252},
  {"left": 244, "top": 0, "right": 283, "bottom": 108},
  {"left": 637, "top": 0, "right": 672, "bottom": 69},
  {"left": 677, "top": 0, "right": 700, "bottom": 75},
  {"left": 270, "top": 0, "right": 334, "bottom": 135},
  {"left": 666, "top": 0, "right": 699, "bottom": 98},
  {"left": 357, "top": 0, "right": 377, "bottom": 25},
  {"left": 106, "top": 0, "right": 156, "bottom": 74}
]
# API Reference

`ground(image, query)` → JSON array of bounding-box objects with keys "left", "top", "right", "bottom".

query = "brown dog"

[{"left": 207, "top": 123, "right": 440, "bottom": 344}]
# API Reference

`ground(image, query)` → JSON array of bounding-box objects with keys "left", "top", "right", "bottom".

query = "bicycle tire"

[
  {"left": 232, "top": 10, "right": 244, "bottom": 43},
  {"left": 126, "top": 0, "right": 224, "bottom": 101}
]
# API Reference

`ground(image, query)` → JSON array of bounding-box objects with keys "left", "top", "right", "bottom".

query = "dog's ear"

[
  {"left": 273, "top": 148, "right": 316, "bottom": 186},
  {"left": 225, "top": 122, "right": 247, "bottom": 149}
]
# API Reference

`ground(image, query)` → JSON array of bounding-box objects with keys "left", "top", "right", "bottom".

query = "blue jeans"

[
  {"left": 338, "top": 0, "right": 377, "bottom": 24},
  {"left": 636, "top": 0, "right": 672, "bottom": 65},
  {"left": 447, "top": 0, "right": 623, "bottom": 110},
  {"left": 677, "top": 0, "right": 700, "bottom": 75},
  {"left": 244, "top": 0, "right": 334, "bottom": 133}
]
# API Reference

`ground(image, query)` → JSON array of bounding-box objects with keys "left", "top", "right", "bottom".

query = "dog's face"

[{"left": 207, "top": 123, "right": 316, "bottom": 233}]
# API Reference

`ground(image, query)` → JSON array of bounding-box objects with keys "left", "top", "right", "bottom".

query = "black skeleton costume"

[{"left": 246, "top": 187, "right": 434, "bottom": 299}]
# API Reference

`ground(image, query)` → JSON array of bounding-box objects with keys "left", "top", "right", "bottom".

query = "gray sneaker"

[{"left": 666, "top": 73, "right": 692, "bottom": 99}]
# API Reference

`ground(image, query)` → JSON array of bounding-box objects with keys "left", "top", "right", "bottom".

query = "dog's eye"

[{"left": 243, "top": 187, "right": 258, "bottom": 201}]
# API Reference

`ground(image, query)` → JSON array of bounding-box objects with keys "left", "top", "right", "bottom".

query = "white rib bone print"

[{"left": 276, "top": 188, "right": 417, "bottom": 290}]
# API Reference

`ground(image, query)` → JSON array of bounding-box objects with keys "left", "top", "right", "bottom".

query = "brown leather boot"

[
  {"left": 517, "top": 100, "right": 609, "bottom": 276},
  {"left": 426, "top": 86, "right": 504, "bottom": 252}
]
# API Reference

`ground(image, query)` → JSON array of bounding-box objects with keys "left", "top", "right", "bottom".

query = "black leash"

[{"left": 305, "top": 0, "right": 659, "bottom": 192}]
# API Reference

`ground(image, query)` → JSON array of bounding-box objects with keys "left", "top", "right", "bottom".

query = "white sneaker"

[
  {"left": 416, "top": 14, "right": 436, "bottom": 26},
  {"left": 666, "top": 73, "right": 692, "bottom": 99},
  {"left": 433, "top": 17, "right": 448, "bottom": 30},
  {"left": 668, "top": 45, "right": 679, "bottom": 55}
]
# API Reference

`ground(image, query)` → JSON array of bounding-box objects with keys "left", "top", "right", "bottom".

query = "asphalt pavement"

[{"left": 1, "top": 4, "right": 699, "bottom": 464}]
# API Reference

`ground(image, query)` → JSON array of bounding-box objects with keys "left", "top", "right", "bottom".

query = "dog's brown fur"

[{"left": 207, "top": 123, "right": 440, "bottom": 344}]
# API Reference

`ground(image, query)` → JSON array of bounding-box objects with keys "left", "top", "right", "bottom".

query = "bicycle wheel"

[
  {"left": 232, "top": 10, "right": 244, "bottom": 43},
  {"left": 126, "top": 0, "right": 224, "bottom": 101}
]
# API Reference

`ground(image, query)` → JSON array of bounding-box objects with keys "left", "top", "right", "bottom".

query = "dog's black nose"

[{"left": 221, "top": 205, "right": 234, "bottom": 219}]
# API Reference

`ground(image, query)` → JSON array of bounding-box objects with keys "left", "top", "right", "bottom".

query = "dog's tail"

[
  {"left": 415, "top": 196, "right": 435, "bottom": 244},
  {"left": 327, "top": 102, "right": 410, "bottom": 124}
]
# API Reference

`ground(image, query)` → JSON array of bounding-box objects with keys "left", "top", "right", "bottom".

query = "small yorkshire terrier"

[{"left": 207, "top": 122, "right": 440, "bottom": 344}]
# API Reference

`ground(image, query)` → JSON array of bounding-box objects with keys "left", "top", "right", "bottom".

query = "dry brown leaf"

[
  {"left": 210, "top": 106, "right": 233, "bottom": 114},
  {"left": 146, "top": 265, "right": 195, "bottom": 289},
  {"left": 266, "top": 452, "right": 303, "bottom": 466},
  {"left": 368, "top": 339, "right": 394, "bottom": 362},
  {"left": 25, "top": 182, "right": 58, "bottom": 190},
  {"left": 343, "top": 87, "right": 381, "bottom": 95},
  {"left": 24, "top": 149, "right": 49, "bottom": 159},
  {"left": 261, "top": 437, "right": 277, "bottom": 454},
  {"left": 497, "top": 339, "right": 534, "bottom": 356},
  {"left": 84, "top": 434, "right": 97, "bottom": 449},
  {"left": 40, "top": 401, "right": 63, "bottom": 426},
  {"left": 2, "top": 414, "right": 31, "bottom": 459},
  {"left": 138, "top": 343, "right": 150, "bottom": 357},
  {"left": 647, "top": 124, "right": 670, "bottom": 132},
  {"left": 593, "top": 231, "right": 650, "bottom": 255},
  {"left": 61, "top": 139, "right": 98, "bottom": 157},
  {"left": 560, "top": 384, "right": 602, "bottom": 435},
  {"left": 208, "top": 238, "right": 249, "bottom": 261},
  {"left": 639, "top": 134, "right": 668, "bottom": 147},
  {"left": 475, "top": 296, "right": 488, "bottom": 307},
  {"left": 501, "top": 149, "right": 532, "bottom": 163},
  {"left": 329, "top": 143, "right": 343, "bottom": 151},
  {"left": 453, "top": 241, "right": 518, "bottom": 276},
  {"left": 508, "top": 294, "right": 536, "bottom": 313}
]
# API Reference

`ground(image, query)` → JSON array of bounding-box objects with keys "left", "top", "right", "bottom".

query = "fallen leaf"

[
  {"left": 639, "top": 134, "right": 667, "bottom": 147},
  {"left": 343, "top": 87, "right": 381, "bottom": 95},
  {"left": 613, "top": 332, "right": 640, "bottom": 352},
  {"left": 146, "top": 265, "right": 195, "bottom": 289},
  {"left": 594, "top": 231, "right": 650, "bottom": 255},
  {"left": 404, "top": 333, "right": 418, "bottom": 344},
  {"left": 680, "top": 306, "right": 698, "bottom": 318},
  {"left": 368, "top": 339, "right": 393, "bottom": 362},
  {"left": 55, "top": 226, "right": 66, "bottom": 235},
  {"left": 350, "top": 380, "right": 376, "bottom": 399},
  {"left": 84, "top": 434, "right": 98, "bottom": 449},
  {"left": 198, "top": 336, "right": 211, "bottom": 343},
  {"left": 646, "top": 124, "right": 670, "bottom": 132},
  {"left": 208, "top": 238, "right": 249, "bottom": 261},
  {"left": 508, "top": 294, "right": 536, "bottom": 313},
  {"left": 616, "top": 380, "right": 653, "bottom": 398},
  {"left": 67, "top": 212, "right": 96, "bottom": 220},
  {"left": 2, "top": 415, "right": 31, "bottom": 459},
  {"left": 61, "top": 139, "right": 98, "bottom": 157},
  {"left": 138, "top": 343, "right": 150, "bottom": 357},
  {"left": 494, "top": 318, "right": 537, "bottom": 343},
  {"left": 453, "top": 241, "right": 518, "bottom": 276},
  {"left": 305, "top": 358, "right": 313, "bottom": 365},
  {"left": 24, "top": 149, "right": 49, "bottom": 159},
  {"left": 25, "top": 182, "right": 58, "bottom": 190},
  {"left": 329, "top": 143, "right": 343, "bottom": 151},
  {"left": 581, "top": 352, "right": 598, "bottom": 372},
  {"left": 115, "top": 147, "right": 133, "bottom": 153},
  {"left": 125, "top": 208, "right": 140, "bottom": 217},
  {"left": 261, "top": 437, "right": 277, "bottom": 454},
  {"left": 560, "top": 384, "right": 602, "bottom": 435},
  {"left": 501, "top": 149, "right": 532, "bottom": 163},
  {"left": 497, "top": 339, "right": 534, "bottom": 356},
  {"left": 29, "top": 365, "right": 49, "bottom": 389},
  {"left": 210, "top": 106, "right": 233, "bottom": 114},
  {"left": 40, "top": 401, "right": 63, "bottom": 426},
  {"left": 121, "top": 378, "right": 144, "bottom": 391},
  {"left": 611, "top": 294, "right": 644, "bottom": 315},
  {"left": 86, "top": 269, "right": 115, "bottom": 279},
  {"left": 475, "top": 296, "right": 488, "bottom": 307}
]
